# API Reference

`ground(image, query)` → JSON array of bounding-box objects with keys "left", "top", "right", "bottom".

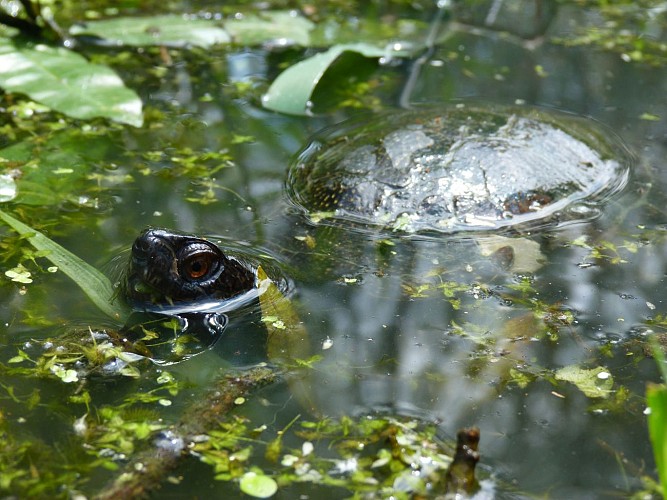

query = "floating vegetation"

[
  {"left": 553, "top": 0, "right": 667, "bottom": 67},
  {"left": 194, "top": 414, "right": 487, "bottom": 498}
]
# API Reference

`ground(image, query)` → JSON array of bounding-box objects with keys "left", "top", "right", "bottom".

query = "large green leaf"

[
  {"left": 70, "top": 11, "right": 312, "bottom": 48},
  {"left": 0, "top": 38, "right": 143, "bottom": 127},
  {"left": 262, "top": 43, "right": 397, "bottom": 115},
  {"left": 0, "top": 209, "right": 128, "bottom": 320},
  {"left": 69, "top": 14, "right": 230, "bottom": 48}
]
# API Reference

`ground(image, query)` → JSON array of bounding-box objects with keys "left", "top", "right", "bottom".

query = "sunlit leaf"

[
  {"left": 5, "top": 264, "right": 33, "bottom": 284},
  {"left": 257, "top": 266, "right": 309, "bottom": 363},
  {"left": 555, "top": 365, "right": 613, "bottom": 399},
  {"left": 70, "top": 15, "right": 230, "bottom": 48},
  {"left": 262, "top": 43, "right": 397, "bottom": 115},
  {"left": 225, "top": 11, "right": 314, "bottom": 46},
  {"left": 239, "top": 471, "right": 278, "bottom": 498},
  {"left": 257, "top": 266, "right": 316, "bottom": 413},
  {"left": 0, "top": 209, "right": 128, "bottom": 320},
  {"left": 0, "top": 38, "right": 143, "bottom": 127}
]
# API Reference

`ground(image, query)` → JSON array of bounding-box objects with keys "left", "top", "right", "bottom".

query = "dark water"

[{"left": 1, "top": 1, "right": 667, "bottom": 498}]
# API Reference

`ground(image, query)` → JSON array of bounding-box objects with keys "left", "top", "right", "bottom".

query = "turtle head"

[{"left": 123, "top": 228, "right": 255, "bottom": 309}]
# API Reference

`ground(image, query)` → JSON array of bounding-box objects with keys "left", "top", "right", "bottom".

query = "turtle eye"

[
  {"left": 182, "top": 254, "right": 213, "bottom": 279},
  {"left": 178, "top": 243, "right": 221, "bottom": 281}
]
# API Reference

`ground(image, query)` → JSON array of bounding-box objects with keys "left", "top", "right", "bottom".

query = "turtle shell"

[{"left": 286, "top": 104, "right": 632, "bottom": 233}]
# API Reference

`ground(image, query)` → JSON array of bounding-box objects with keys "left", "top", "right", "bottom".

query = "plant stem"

[{"left": 94, "top": 365, "right": 279, "bottom": 500}]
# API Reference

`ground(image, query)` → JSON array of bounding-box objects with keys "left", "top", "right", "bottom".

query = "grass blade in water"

[
  {"left": 647, "top": 383, "right": 667, "bottom": 499},
  {"left": 0, "top": 209, "right": 127, "bottom": 320}
]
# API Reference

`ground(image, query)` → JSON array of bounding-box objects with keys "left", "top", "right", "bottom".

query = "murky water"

[{"left": 1, "top": 1, "right": 667, "bottom": 498}]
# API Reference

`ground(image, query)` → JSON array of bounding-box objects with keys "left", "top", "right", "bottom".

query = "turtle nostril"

[
  {"left": 132, "top": 230, "right": 161, "bottom": 259},
  {"left": 131, "top": 240, "right": 150, "bottom": 259}
]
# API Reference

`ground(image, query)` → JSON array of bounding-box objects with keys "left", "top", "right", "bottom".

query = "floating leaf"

[
  {"left": 5, "top": 264, "right": 32, "bottom": 284},
  {"left": 555, "top": 365, "right": 613, "bottom": 399},
  {"left": 478, "top": 235, "right": 544, "bottom": 273},
  {"left": 0, "top": 38, "right": 143, "bottom": 127},
  {"left": 50, "top": 365, "right": 79, "bottom": 383},
  {"left": 70, "top": 14, "right": 230, "bottom": 48},
  {"left": 0, "top": 209, "right": 128, "bottom": 320},
  {"left": 262, "top": 43, "right": 398, "bottom": 115},
  {"left": 225, "top": 11, "right": 314, "bottom": 46},
  {"left": 239, "top": 471, "right": 278, "bottom": 498}
]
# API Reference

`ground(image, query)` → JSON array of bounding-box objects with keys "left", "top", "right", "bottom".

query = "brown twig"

[
  {"left": 445, "top": 427, "right": 481, "bottom": 495},
  {"left": 94, "top": 365, "right": 279, "bottom": 500}
]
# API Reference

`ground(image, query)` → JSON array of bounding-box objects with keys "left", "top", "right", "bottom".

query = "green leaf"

[
  {"left": 239, "top": 471, "right": 278, "bottom": 498},
  {"left": 555, "top": 365, "right": 614, "bottom": 399},
  {"left": 262, "top": 43, "right": 394, "bottom": 115},
  {"left": 647, "top": 383, "right": 667, "bottom": 499},
  {"left": 0, "top": 38, "right": 143, "bottom": 127},
  {"left": 0, "top": 209, "right": 128, "bottom": 320},
  {"left": 70, "top": 15, "right": 230, "bottom": 48},
  {"left": 225, "top": 11, "right": 314, "bottom": 46},
  {"left": 5, "top": 264, "right": 32, "bottom": 284}
]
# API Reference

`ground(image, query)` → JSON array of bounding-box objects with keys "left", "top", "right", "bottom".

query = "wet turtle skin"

[
  {"left": 123, "top": 228, "right": 256, "bottom": 308},
  {"left": 286, "top": 104, "right": 632, "bottom": 233}
]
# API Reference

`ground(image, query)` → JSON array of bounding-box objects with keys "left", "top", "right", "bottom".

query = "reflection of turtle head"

[{"left": 123, "top": 228, "right": 256, "bottom": 308}]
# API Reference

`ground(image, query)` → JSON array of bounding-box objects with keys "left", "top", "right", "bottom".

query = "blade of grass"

[
  {"left": 647, "top": 383, "right": 667, "bottom": 499},
  {"left": 648, "top": 334, "right": 667, "bottom": 498},
  {"left": 0, "top": 209, "right": 128, "bottom": 320}
]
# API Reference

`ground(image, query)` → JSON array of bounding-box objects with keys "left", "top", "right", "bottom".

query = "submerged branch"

[{"left": 94, "top": 365, "right": 279, "bottom": 500}]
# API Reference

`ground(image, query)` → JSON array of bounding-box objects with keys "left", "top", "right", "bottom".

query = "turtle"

[
  {"left": 286, "top": 104, "right": 632, "bottom": 233},
  {"left": 122, "top": 228, "right": 257, "bottom": 310},
  {"left": 119, "top": 228, "right": 277, "bottom": 363}
]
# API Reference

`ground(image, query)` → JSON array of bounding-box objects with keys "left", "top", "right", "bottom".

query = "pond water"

[{"left": 1, "top": 1, "right": 667, "bottom": 498}]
